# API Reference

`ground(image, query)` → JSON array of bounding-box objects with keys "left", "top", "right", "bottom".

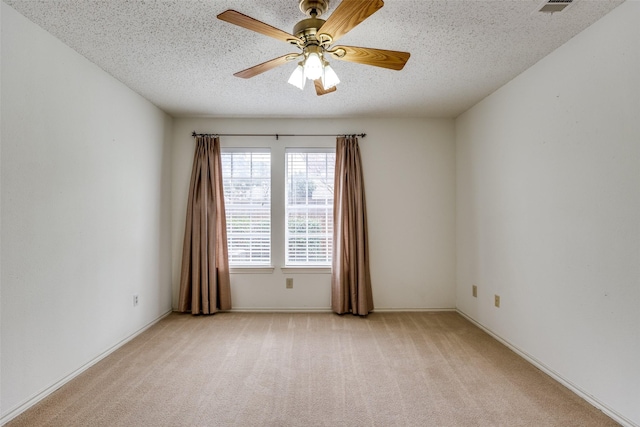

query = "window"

[
  {"left": 285, "top": 149, "right": 336, "bottom": 265},
  {"left": 221, "top": 150, "right": 271, "bottom": 265}
]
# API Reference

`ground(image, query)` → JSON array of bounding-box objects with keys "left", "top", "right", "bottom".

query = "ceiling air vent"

[{"left": 538, "top": 0, "right": 573, "bottom": 13}]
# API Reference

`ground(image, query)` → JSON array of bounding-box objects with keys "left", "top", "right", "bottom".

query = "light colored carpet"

[{"left": 8, "top": 312, "right": 617, "bottom": 426}]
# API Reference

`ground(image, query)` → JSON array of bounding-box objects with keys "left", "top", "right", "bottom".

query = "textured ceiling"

[{"left": 4, "top": 0, "right": 625, "bottom": 118}]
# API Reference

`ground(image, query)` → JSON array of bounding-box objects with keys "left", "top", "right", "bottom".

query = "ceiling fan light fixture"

[
  {"left": 219, "top": 1, "right": 411, "bottom": 97},
  {"left": 288, "top": 63, "right": 306, "bottom": 90},
  {"left": 322, "top": 63, "right": 340, "bottom": 90},
  {"left": 304, "top": 51, "right": 323, "bottom": 80}
]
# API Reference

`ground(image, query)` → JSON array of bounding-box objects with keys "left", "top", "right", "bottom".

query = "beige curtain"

[
  {"left": 331, "top": 136, "right": 374, "bottom": 315},
  {"left": 178, "top": 135, "right": 231, "bottom": 314}
]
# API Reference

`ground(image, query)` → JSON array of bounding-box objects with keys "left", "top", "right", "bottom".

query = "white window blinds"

[
  {"left": 285, "top": 149, "right": 336, "bottom": 265},
  {"left": 221, "top": 150, "right": 271, "bottom": 265}
]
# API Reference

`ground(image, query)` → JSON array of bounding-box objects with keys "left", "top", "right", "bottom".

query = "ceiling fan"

[{"left": 217, "top": 0, "right": 411, "bottom": 96}]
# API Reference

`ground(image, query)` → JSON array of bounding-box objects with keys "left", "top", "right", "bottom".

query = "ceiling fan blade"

[
  {"left": 234, "top": 54, "right": 298, "bottom": 79},
  {"left": 218, "top": 10, "right": 300, "bottom": 44},
  {"left": 314, "top": 79, "right": 337, "bottom": 96},
  {"left": 318, "top": 0, "right": 384, "bottom": 44},
  {"left": 330, "top": 46, "right": 410, "bottom": 70}
]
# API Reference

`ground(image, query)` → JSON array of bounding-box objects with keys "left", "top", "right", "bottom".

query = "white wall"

[
  {"left": 1, "top": 3, "right": 173, "bottom": 421},
  {"left": 6, "top": 0, "right": 636, "bottom": 423},
  {"left": 456, "top": 1, "right": 639, "bottom": 425},
  {"left": 172, "top": 117, "right": 456, "bottom": 311}
]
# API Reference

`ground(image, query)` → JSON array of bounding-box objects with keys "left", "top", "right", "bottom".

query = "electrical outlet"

[
  {"left": 286, "top": 278, "right": 293, "bottom": 289},
  {"left": 494, "top": 295, "right": 500, "bottom": 308},
  {"left": 472, "top": 285, "right": 477, "bottom": 298},
  {"left": 133, "top": 294, "right": 139, "bottom": 307}
]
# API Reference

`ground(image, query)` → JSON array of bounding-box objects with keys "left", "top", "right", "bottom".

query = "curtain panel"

[
  {"left": 178, "top": 135, "right": 231, "bottom": 314},
  {"left": 331, "top": 136, "right": 374, "bottom": 315}
]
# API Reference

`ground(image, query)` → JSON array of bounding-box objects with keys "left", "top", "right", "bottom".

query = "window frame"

[
  {"left": 221, "top": 148, "right": 272, "bottom": 268},
  {"left": 284, "top": 148, "right": 336, "bottom": 267}
]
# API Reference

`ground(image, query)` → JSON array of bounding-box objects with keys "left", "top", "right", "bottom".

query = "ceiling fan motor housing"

[
  {"left": 299, "top": 0, "right": 330, "bottom": 17},
  {"left": 293, "top": 17, "right": 326, "bottom": 42}
]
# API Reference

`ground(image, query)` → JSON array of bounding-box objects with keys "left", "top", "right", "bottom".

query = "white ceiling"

[{"left": 4, "top": 0, "right": 625, "bottom": 118}]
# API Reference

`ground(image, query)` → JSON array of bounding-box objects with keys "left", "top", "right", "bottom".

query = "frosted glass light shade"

[
  {"left": 322, "top": 64, "right": 340, "bottom": 90},
  {"left": 288, "top": 64, "right": 305, "bottom": 90},
  {"left": 304, "top": 52, "right": 323, "bottom": 81}
]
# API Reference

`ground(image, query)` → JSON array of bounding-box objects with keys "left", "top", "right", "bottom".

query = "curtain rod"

[{"left": 192, "top": 132, "right": 366, "bottom": 140}]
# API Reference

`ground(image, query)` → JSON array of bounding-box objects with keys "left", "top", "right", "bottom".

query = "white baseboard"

[
  {"left": 226, "top": 307, "right": 456, "bottom": 313},
  {"left": 1, "top": 309, "right": 173, "bottom": 426},
  {"left": 456, "top": 309, "right": 638, "bottom": 427},
  {"left": 229, "top": 307, "right": 332, "bottom": 313},
  {"left": 373, "top": 307, "right": 456, "bottom": 312}
]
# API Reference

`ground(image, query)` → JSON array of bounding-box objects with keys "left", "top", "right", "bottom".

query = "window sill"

[
  {"left": 280, "top": 266, "right": 332, "bottom": 274},
  {"left": 229, "top": 266, "right": 275, "bottom": 274}
]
